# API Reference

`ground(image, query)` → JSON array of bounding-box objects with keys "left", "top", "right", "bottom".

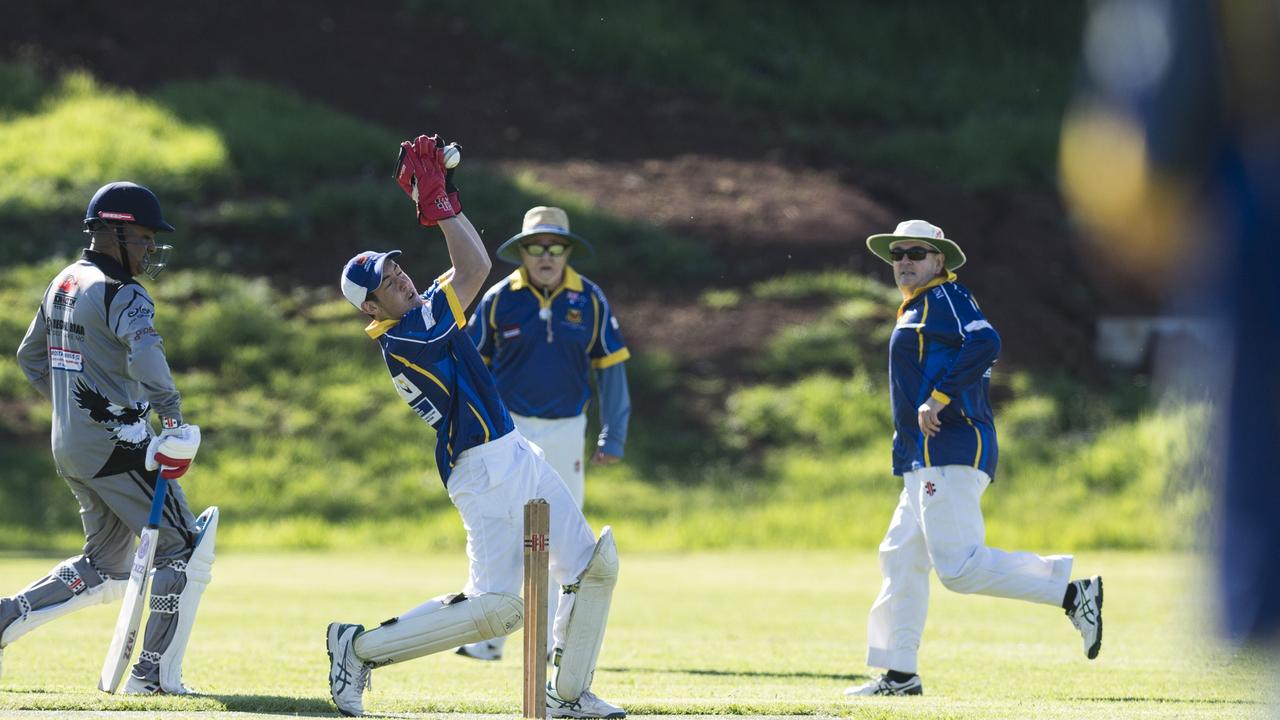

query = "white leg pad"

[
  {"left": 354, "top": 592, "right": 523, "bottom": 666},
  {"left": 157, "top": 506, "right": 217, "bottom": 693},
  {"left": 553, "top": 526, "right": 618, "bottom": 701},
  {"left": 1, "top": 559, "right": 125, "bottom": 647}
]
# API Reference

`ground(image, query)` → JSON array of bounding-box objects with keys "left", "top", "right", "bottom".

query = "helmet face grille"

[{"left": 139, "top": 244, "right": 173, "bottom": 280}]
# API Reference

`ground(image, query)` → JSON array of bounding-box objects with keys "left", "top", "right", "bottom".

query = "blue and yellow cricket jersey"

[
  {"left": 468, "top": 267, "right": 629, "bottom": 418},
  {"left": 889, "top": 272, "right": 1000, "bottom": 479},
  {"left": 366, "top": 275, "right": 515, "bottom": 484}
]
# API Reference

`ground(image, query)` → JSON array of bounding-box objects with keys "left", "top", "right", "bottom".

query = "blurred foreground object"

[{"left": 1061, "top": 0, "right": 1280, "bottom": 643}]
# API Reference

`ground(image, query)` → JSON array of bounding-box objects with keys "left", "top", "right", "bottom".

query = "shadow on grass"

[
  {"left": 601, "top": 666, "right": 867, "bottom": 682},
  {"left": 206, "top": 693, "right": 337, "bottom": 715},
  {"left": 1069, "top": 696, "right": 1266, "bottom": 705}
]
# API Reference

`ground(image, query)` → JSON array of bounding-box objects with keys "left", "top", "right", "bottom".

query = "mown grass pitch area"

[{"left": 0, "top": 550, "right": 1269, "bottom": 719}]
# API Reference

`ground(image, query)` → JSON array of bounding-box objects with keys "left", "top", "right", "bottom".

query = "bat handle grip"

[{"left": 146, "top": 476, "right": 169, "bottom": 527}]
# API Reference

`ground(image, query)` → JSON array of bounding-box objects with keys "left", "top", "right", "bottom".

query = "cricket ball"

[{"left": 443, "top": 145, "right": 461, "bottom": 169}]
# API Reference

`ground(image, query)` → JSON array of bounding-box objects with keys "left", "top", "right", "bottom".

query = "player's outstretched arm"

[
  {"left": 438, "top": 213, "right": 490, "bottom": 310},
  {"left": 393, "top": 134, "right": 489, "bottom": 310}
]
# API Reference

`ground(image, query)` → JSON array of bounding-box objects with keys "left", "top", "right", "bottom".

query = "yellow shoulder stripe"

[
  {"left": 440, "top": 280, "right": 466, "bottom": 330},
  {"left": 388, "top": 352, "right": 450, "bottom": 395}
]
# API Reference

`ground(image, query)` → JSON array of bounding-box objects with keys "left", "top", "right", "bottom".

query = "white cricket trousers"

[
  {"left": 481, "top": 414, "right": 587, "bottom": 654},
  {"left": 446, "top": 430, "right": 597, "bottom": 649},
  {"left": 865, "top": 465, "right": 1073, "bottom": 674},
  {"left": 512, "top": 413, "right": 587, "bottom": 508}
]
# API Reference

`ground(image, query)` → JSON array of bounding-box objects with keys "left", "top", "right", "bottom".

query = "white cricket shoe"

[
  {"left": 546, "top": 685, "right": 626, "bottom": 718},
  {"left": 121, "top": 674, "right": 198, "bottom": 695},
  {"left": 327, "top": 622, "right": 372, "bottom": 717},
  {"left": 1066, "top": 575, "right": 1104, "bottom": 659},
  {"left": 844, "top": 674, "right": 923, "bottom": 696},
  {"left": 455, "top": 640, "right": 503, "bottom": 661}
]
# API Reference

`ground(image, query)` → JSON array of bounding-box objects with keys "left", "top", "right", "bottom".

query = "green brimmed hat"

[
  {"left": 496, "top": 206, "right": 595, "bottom": 264},
  {"left": 866, "top": 219, "right": 966, "bottom": 271}
]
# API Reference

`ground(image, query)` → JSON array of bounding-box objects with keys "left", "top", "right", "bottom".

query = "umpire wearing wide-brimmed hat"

[
  {"left": 495, "top": 205, "right": 596, "bottom": 263},
  {"left": 460, "top": 206, "right": 630, "bottom": 661},
  {"left": 844, "top": 218, "right": 1104, "bottom": 698}
]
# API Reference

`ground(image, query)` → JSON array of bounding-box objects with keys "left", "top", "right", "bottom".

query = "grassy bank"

[
  {"left": 442, "top": 0, "right": 1084, "bottom": 188},
  {"left": 0, "top": 58, "right": 1211, "bottom": 553},
  {"left": 0, "top": 260, "right": 1210, "bottom": 553}
]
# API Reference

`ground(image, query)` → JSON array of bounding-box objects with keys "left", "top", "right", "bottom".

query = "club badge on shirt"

[{"left": 566, "top": 308, "right": 583, "bottom": 325}]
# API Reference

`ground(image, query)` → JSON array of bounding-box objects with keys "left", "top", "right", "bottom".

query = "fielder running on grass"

[
  {"left": 1, "top": 182, "right": 216, "bottom": 694},
  {"left": 458, "top": 205, "right": 631, "bottom": 662},
  {"left": 327, "top": 135, "right": 624, "bottom": 718},
  {"left": 845, "top": 220, "right": 1103, "bottom": 697}
]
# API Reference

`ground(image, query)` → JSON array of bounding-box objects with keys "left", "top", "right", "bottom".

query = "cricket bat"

[{"left": 98, "top": 476, "right": 169, "bottom": 693}]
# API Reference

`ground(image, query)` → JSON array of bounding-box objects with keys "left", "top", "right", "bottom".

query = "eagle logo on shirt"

[{"left": 72, "top": 379, "right": 151, "bottom": 447}]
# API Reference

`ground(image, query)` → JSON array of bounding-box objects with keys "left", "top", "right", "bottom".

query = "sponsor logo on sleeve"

[
  {"left": 413, "top": 401, "right": 442, "bottom": 426},
  {"left": 127, "top": 304, "right": 155, "bottom": 320},
  {"left": 49, "top": 347, "right": 84, "bottom": 372},
  {"left": 610, "top": 316, "right": 620, "bottom": 330},
  {"left": 392, "top": 373, "right": 423, "bottom": 403},
  {"left": 52, "top": 292, "right": 77, "bottom": 310},
  {"left": 56, "top": 274, "right": 77, "bottom": 293}
]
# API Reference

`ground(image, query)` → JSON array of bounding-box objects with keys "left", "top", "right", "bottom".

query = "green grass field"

[{"left": 0, "top": 550, "right": 1268, "bottom": 719}]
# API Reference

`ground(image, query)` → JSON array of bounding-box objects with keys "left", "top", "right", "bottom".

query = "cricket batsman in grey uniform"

[{"left": 0, "top": 181, "right": 217, "bottom": 694}]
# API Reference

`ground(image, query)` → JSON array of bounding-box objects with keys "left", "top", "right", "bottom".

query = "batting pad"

[
  {"left": 554, "top": 526, "right": 618, "bottom": 701},
  {"left": 155, "top": 505, "right": 217, "bottom": 693},
  {"left": 1, "top": 557, "right": 125, "bottom": 647},
  {"left": 354, "top": 592, "right": 523, "bottom": 666}
]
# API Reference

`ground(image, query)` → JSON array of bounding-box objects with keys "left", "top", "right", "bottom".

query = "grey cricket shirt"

[{"left": 15, "top": 250, "right": 183, "bottom": 479}]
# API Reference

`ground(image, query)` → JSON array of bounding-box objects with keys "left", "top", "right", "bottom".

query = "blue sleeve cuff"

[
  {"left": 596, "top": 363, "right": 630, "bottom": 456},
  {"left": 598, "top": 436, "right": 625, "bottom": 458}
]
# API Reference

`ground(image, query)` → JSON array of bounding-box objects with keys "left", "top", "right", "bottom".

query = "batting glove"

[{"left": 145, "top": 424, "right": 202, "bottom": 480}]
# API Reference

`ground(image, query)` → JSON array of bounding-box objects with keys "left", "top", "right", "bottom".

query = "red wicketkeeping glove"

[
  {"left": 414, "top": 135, "right": 462, "bottom": 222},
  {"left": 393, "top": 134, "right": 457, "bottom": 226}
]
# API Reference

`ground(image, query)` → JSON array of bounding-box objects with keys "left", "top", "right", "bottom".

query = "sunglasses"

[
  {"left": 522, "top": 243, "right": 569, "bottom": 257},
  {"left": 889, "top": 247, "right": 940, "bottom": 262}
]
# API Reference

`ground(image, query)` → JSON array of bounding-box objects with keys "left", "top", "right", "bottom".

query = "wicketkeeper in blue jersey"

[
  {"left": 844, "top": 220, "right": 1104, "bottom": 698},
  {"left": 457, "top": 206, "right": 630, "bottom": 662},
  {"left": 325, "top": 135, "right": 625, "bottom": 719}
]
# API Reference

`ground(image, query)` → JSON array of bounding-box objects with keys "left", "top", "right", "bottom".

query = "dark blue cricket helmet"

[{"left": 83, "top": 182, "right": 175, "bottom": 232}]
